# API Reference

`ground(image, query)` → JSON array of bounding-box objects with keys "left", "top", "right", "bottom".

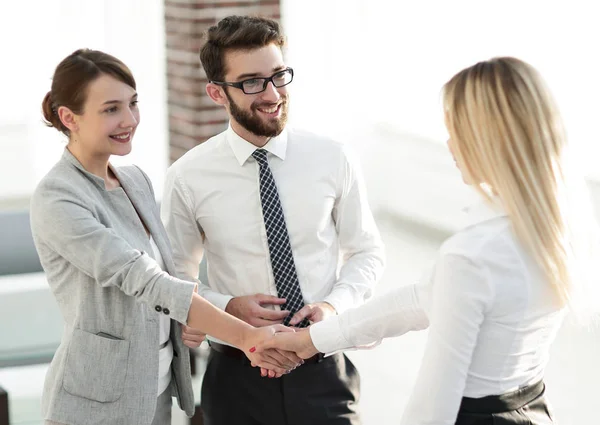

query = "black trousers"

[
  {"left": 456, "top": 380, "right": 555, "bottom": 424},
  {"left": 200, "top": 349, "right": 361, "bottom": 425}
]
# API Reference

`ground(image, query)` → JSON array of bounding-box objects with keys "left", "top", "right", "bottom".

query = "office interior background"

[{"left": 1, "top": 0, "right": 599, "bottom": 424}]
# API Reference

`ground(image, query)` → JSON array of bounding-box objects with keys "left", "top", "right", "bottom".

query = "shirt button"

[
  {"left": 155, "top": 305, "right": 162, "bottom": 312},
  {"left": 163, "top": 308, "right": 170, "bottom": 315}
]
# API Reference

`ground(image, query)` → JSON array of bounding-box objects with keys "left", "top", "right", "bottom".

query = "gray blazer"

[{"left": 30, "top": 149, "right": 196, "bottom": 425}]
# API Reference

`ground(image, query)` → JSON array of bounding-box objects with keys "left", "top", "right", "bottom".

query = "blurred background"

[{"left": 1, "top": 0, "right": 599, "bottom": 424}]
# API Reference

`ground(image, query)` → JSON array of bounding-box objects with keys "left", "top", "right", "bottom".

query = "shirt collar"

[
  {"left": 226, "top": 124, "right": 288, "bottom": 166},
  {"left": 461, "top": 198, "right": 508, "bottom": 229}
]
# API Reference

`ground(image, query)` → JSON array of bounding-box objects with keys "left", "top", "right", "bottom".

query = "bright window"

[{"left": 0, "top": 0, "right": 168, "bottom": 203}]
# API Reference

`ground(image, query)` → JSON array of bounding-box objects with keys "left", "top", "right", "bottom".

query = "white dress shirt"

[
  {"left": 161, "top": 126, "right": 385, "bottom": 344},
  {"left": 149, "top": 236, "right": 173, "bottom": 396},
  {"left": 311, "top": 200, "right": 565, "bottom": 424}
]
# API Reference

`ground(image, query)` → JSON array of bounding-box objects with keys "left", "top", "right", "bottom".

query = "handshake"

[
  {"left": 247, "top": 324, "right": 319, "bottom": 378},
  {"left": 182, "top": 294, "right": 337, "bottom": 378}
]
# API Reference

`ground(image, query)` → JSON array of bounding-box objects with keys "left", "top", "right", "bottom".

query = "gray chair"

[
  {"left": 0, "top": 209, "right": 59, "bottom": 368},
  {"left": 0, "top": 209, "right": 60, "bottom": 425},
  {"left": 0, "top": 209, "right": 42, "bottom": 276}
]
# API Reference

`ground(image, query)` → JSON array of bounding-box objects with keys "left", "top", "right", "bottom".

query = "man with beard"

[{"left": 161, "top": 15, "right": 385, "bottom": 425}]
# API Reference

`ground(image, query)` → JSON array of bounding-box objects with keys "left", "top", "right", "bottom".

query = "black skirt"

[{"left": 455, "top": 380, "right": 555, "bottom": 424}]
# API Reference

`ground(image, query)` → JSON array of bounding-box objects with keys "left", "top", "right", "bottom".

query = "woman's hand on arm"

[{"left": 181, "top": 325, "right": 206, "bottom": 348}]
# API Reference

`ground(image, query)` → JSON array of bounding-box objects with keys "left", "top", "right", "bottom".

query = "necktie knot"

[{"left": 252, "top": 149, "right": 269, "bottom": 166}]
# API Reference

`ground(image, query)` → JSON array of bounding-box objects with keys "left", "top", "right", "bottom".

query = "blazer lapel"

[{"left": 114, "top": 166, "right": 180, "bottom": 278}]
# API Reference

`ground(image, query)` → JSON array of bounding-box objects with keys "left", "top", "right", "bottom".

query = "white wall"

[
  {"left": 3, "top": 0, "right": 598, "bottom": 224},
  {"left": 0, "top": 0, "right": 168, "bottom": 203},
  {"left": 282, "top": 0, "right": 600, "bottom": 230}
]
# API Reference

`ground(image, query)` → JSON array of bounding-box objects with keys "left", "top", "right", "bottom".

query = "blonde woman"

[{"left": 257, "top": 57, "right": 598, "bottom": 424}]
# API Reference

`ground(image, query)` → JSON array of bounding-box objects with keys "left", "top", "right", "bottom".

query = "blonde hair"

[{"left": 443, "top": 57, "right": 597, "bottom": 310}]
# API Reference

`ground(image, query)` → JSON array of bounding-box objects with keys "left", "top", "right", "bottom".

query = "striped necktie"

[{"left": 252, "top": 149, "right": 309, "bottom": 327}]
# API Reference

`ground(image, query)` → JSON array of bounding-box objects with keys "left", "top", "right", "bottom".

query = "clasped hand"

[
  {"left": 251, "top": 327, "right": 320, "bottom": 378},
  {"left": 185, "top": 294, "right": 334, "bottom": 378},
  {"left": 246, "top": 299, "right": 335, "bottom": 378},
  {"left": 247, "top": 301, "right": 334, "bottom": 377}
]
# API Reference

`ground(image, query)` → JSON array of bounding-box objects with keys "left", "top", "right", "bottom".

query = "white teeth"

[
  {"left": 259, "top": 105, "right": 278, "bottom": 113},
  {"left": 112, "top": 133, "right": 129, "bottom": 140}
]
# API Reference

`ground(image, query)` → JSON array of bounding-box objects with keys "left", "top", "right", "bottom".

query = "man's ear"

[
  {"left": 206, "top": 83, "right": 228, "bottom": 106},
  {"left": 57, "top": 106, "right": 79, "bottom": 133}
]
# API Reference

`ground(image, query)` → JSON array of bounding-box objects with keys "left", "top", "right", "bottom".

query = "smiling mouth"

[
  {"left": 256, "top": 103, "right": 282, "bottom": 115},
  {"left": 110, "top": 132, "right": 132, "bottom": 143}
]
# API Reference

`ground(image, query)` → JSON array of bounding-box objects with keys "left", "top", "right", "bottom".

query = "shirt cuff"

[
  {"left": 203, "top": 291, "right": 234, "bottom": 312},
  {"left": 323, "top": 288, "right": 355, "bottom": 315},
  {"left": 310, "top": 316, "right": 353, "bottom": 354}
]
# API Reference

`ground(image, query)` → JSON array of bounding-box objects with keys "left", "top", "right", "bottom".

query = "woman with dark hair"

[{"left": 33, "top": 49, "right": 300, "bottom": 425}]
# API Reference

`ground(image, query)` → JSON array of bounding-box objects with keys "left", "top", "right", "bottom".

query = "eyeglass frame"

[{"left": 209, "top": 67, "right": 294, "bottom": 95}]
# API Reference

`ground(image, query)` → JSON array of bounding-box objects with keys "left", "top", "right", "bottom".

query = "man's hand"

[
  {"left": 181, "top": 324, "right": 206, "bottom": 348},
  {"left": 288, "top": 302, "right": 337, "bottom": 326},
  {"left": 225, "top": 294, "right": 290, "bottom": 327}
]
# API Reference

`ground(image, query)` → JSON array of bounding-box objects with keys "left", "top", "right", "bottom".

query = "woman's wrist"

[
  {"left": 237, "top": 324, "right": 256, "bottom": 351},
  {"left": 300, "top": 330, "right": 319, "bottom": 357}
]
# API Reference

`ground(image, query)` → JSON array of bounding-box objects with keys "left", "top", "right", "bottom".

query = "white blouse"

[
  {"left": 149, "top": 236, "right": 173, "bottom": 396},
  {"left": 310, "top": 201, "right": 565, "bottom": 424}
]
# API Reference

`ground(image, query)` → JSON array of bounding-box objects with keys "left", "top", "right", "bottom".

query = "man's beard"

[{"left": 226, "top": 90, "right": 289, "bottom": 138}]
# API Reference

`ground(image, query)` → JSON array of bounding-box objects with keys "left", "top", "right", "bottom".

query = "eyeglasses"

[{"left": 210, "top": 68, "right": 294, "bottom": 95}]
